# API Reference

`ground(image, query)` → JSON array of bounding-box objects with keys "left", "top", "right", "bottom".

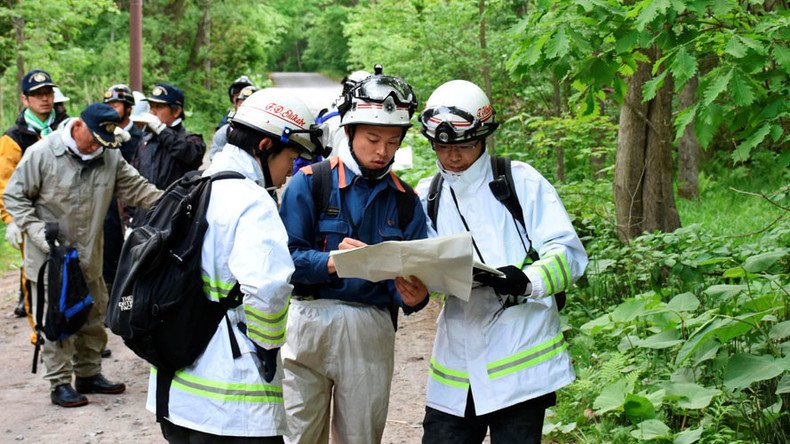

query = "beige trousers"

[
  {"left": 282, "top": 299, "right": 396, "bottom": 444},
  {"left": 31, "top": 278, "right": 108, "bottom": 387}
]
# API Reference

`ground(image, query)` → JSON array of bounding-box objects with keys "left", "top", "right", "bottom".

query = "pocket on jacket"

[
  {"left": 378, "top": 225, "right": 404, "bottom": 241},
  {"left": 318, "top": 218, "right": 351, "bottom": 251}
]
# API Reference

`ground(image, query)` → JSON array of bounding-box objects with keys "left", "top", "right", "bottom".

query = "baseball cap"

[
  {"left": 81, "top": 103, "right": 122, "bottom": 148},
  {"left": 22, "top": 70, "right": 56, "bottom": 95},
  {"left": 147, "top": 83, "right": 184, "bottom": 107}
]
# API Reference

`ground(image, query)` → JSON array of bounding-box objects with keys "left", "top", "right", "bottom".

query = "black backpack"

[
  {"left": 306, "top": 159, "right": 415, "bottom": 329},
  {"left": 31, "top": 222, "right": 93, "bottom": 373},
  {"left": 106, "top": 170, "right": 244, "bottom": 419},
  {"left": 426, "top": 156, "right": 566, "bottom": 309}
]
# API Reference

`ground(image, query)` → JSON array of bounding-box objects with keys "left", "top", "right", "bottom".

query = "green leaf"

[
  {"left": 674, "top": 427, "right": 704, "bottom": 444},
  {"left": 702, "top": 68, "right": 732, "bottom": 106},
  {"left": 743, "top": 250, "right": 787, "bottom": 273},
  {"left": 594, "top": 378, "right": 630, "bottom": 414},
  {"left": 631, "top": 419, "right": 671, "bottom": 440},
  {"left": 637, "top": 329, "right": 683, "bottom": 349},
  {"left": 776, "top": 374, "right": 790, "bottom": 395},
  {"left": 642, "top": 70, "right": 668, "bottom": 102},
  {"left": 674, "top": 103, "right": 698, "bottom": 141},
  {"left": 773, "top": 44, "right": 790, "bottom": 74},
  {"left": 616, "top": 30, "right": 639, "bottom": 54},
  {"left": 664, "top": 382, "right": 721, "bottom": 409},
  {"left": 723, "top": 353, "right": 786, "bottom": 390},
  {"left": 670, "top": 46, "right": 697, "bottom": 87},
  {"left": 738, "top": 35, "right": 767, "bottom": 55},
  {"left": 729, "top": 71, "right": 755, "bottom": 107},
  {"left": 635, "top": 0, "right": 670, "bottom": 31},
  {"left": 612, "top": 299, "right": 649, "bottom": 323},
  {"left": 722, "top": 267, "right": 747, "bottom": 279},
  {"left": 545, "top": 26, "right": 570, "bottom": 60},
  {"left": 581, "top": 313, "right": 612, "bottom": 335},
  {"left": 770, "top": 320, "right": 790, "bottom": 341},
  {"left": 667, "top": 293, "right": 700, "bottom": 312},
  {"left": 703, "top": 284, "right": 746, "bottom": 299},
  {"left": 725, "top": 36, "right": 748, "bottom": 58},
  {"left": 733, "top": 123, "right": 771, "bottom": 163},
  {"left": 624, "top": 393, "right": 657, "bottom": 422}
]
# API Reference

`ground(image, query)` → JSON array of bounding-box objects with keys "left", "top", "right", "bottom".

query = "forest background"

[{"left": 0, "top": 0, "right": 788, "bottom": 442}]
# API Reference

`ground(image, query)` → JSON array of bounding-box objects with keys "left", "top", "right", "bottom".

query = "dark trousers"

[
  {"left": 422, "top": 390, "right": 555, "bottom": 444},
  {"left": 160, "top": 420, "right": 284, "bottom": 444}
]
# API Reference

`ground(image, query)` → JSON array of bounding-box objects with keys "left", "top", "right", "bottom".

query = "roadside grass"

[{"left": 0, "top": 224, "right": 22, "bottom": 275}]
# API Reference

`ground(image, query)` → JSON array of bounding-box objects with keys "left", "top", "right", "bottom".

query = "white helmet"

[
  {"left": 339, "top": 65, "right": 417, "bottom": 128},
  {"left": 231, "top": 88, "right": 328, "bottom": 159},
  {"left": 341, "top": 70, "right": 370, "bottom": 94},
  {"left": 53, "top": 87, "right": 69, "bottom": 103},
  {"left": 420, "top": 80, "right": 499, "bottom": 144}
]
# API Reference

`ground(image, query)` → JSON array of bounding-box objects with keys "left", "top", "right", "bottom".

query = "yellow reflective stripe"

[
  {"left": 246, "top": 322, "right": 285, "bottom": 346},
  {"left": 202, "top": 276, "right": 235, "bottom": 301},
  {"left": 245, "top": 300, "right": 289, "bottom": 325},
  {"left": 487, "top": 332, "right": 567, "bottom": 379},
  {"left": 533, "top": 252, "right": 571, "bottom": 294},
  {"left": 429, "top": 357, "right": 469, "bottom": 389},
  {"left": 244, "top": 299, "right": 289, "bottom": 346},
  {"left": 546, "top": 252, "right": 570, "bottom": 292},
  {"left": 151, "top": 367, "right": 282, "bottom": 403},
  {"left": 535, "top": 262, "right": 556, "bottom": 294}
]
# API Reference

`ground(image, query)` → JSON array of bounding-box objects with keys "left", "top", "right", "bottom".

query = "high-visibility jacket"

[
  {"left": 146, "top": 144, "right": 294, "bottom": 437},
  {"left": 415, "top": 151, "right": 588, "bottom": 417}
]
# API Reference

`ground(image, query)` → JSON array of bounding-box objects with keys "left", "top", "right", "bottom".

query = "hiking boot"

[
  {"left": 100, "top": 348, "right": 112, "bottom": 358},
  {"left": 51, "top": 384, "right": 88, "bottom": 408},
  {"left": 75, "top": 374, "right": 126, "bottom": 395},
  {"left": 13, "top": 300, "right": 26, "bottom": 317}
]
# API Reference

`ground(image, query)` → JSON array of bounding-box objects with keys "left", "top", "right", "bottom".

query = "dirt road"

[{"left": 0, "top": 270, "right": 440, "bottom": 443}]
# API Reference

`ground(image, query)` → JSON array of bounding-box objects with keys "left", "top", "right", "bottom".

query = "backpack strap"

[
  {"left": 391, "top": 174, "right": 416, "bottom": 232},
  {"left": 310, "top": 159, "right": 336, "bottom": 218},
  {"left": 426, "top": 173, "right": 443, "bottom": 230},
  {"left": 31, "top": 257, "right": 48, "bottom": 374}
]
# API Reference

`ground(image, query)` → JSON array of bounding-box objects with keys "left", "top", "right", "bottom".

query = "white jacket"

[
  {"left": 415, "top": 152, "right": 588, "bottom": 417},
  {"left": 146, "top": 144, "right": 294, "bottom": 437}
]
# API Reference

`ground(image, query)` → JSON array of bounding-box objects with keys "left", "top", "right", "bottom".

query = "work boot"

[
  {"left": 75, "top": 374, "right": 126, "bottom": 395},
  {"left": 13, "top": 290, "right": 26, "bottom": 317},
  {"left": 51, "top": 384, "right": 88, "bottom": 408}
]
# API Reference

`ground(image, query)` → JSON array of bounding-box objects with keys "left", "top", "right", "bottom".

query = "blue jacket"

[{"left": 279, "top": 157, "right": 428, "bottom": 310}]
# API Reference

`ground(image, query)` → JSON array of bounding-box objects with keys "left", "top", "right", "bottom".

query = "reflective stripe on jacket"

[
  {"left": 415, "top": 151, "right": 588, "bottom": 417},
  {"left": 146, "top": 144, "right": 293, "bottom": 436}
]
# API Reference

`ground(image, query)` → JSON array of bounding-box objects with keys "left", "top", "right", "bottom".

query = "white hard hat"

[
  {"left": 231, "top": 88, "right": 327, "bottom": 159},
  {"left": 420, "top": 80, "right": 499, "bottom": 144},
  {"left": 53, "top": 87, "right": 69, "bottom": 103},
  {"left": 340, "top": 70, "right": 417, "bottom": 128}
]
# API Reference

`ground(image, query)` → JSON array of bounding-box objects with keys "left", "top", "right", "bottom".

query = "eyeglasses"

[{"left": 433, "top": 142, "right": 480, "bottom": 152}]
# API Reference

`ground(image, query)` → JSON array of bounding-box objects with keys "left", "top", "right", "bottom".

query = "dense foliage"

[{"left": 0, "top": 1, "right": 787, "bottom": 442}]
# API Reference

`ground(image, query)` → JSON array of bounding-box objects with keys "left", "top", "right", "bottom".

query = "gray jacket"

[{"left": 3, "top": 124, "right": 162, "bottom": 282}]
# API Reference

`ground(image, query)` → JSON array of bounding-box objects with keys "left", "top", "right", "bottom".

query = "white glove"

[
  {"left": 114, "top": 126, "right": 131, "bottom": 143},
  {"left": 132, "top": 112, "right": 166, "bottom": 135},
  {"left": 4, "top": 222, "right": 22, "bottom": 250}
]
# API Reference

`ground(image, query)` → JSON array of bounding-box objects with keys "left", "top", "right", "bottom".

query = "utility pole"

[{"left": 130, "top": 0, "right": 143, "bottom": 91}]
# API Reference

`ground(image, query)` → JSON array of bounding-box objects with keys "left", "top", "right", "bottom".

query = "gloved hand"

[
  {"left": 136, "top": 112, "right": 165, "bottom": 135},
  {"left": 27, "top": 226, "right": 50, "bottom": 254},
  {"left": 113, "top": 126, "right": 131, "bottom": 142},
  {"left": 260, "top": 347, "right": 279, "bottom": 383},
  {"left": 474, "top": 265, "right": 530, "bottom": 298},
  {"left": 4, "top": 222, "right": 22, "bottom": 250}
]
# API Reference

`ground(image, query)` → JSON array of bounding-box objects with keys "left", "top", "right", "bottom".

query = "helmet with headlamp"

[{"left": 420, "top": 80, "right": 498, "bottom": 144}]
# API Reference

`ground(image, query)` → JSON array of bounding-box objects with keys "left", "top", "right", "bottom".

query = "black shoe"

[
  {"left": 13, "top": 300, "right": 26, "bottom": 317},
  {"left": 75, "top": 374, "right": 126, "bottom": 395},
  {"left": 51, "top": 384, "right": 88, "bottom": 408},
  {"left": 100, "top": 348, "right": 112, "bottom": 358}
]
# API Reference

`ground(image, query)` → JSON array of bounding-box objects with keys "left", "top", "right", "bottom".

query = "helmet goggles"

[
  {"left": 350, "top": 76, "right": 417, "bottom": 111},
  {"left": 420, "top": 105, "right": 498, "bottom": 144},
  {"left": 104, "top": 85, "right": 135, "bottom": 106},
  {"left": 280, "top": 124, "right": 331, "bottom": 160}
]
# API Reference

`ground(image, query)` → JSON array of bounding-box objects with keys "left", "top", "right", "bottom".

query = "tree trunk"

[
  {"left": 479, "top": 0, "right": 496, "bottom": 155},
  {"left": 188, "top": 0, "right": 210, "bottom": 72},
  {"left": 677, "top": 75, "right": 700, "bottom": 199},
  {"left": 614, "top": 49, "right": 681, "bottom": 241},
  {"left": 14, "top": 13, "right": 25, "bottom": 112}
]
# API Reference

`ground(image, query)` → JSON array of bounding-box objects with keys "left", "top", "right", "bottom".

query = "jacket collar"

[
  {"left": 336, "top": 138, "right": 404, "bottom": 192},
  {"left": 204, "top": 143, "right": 264, "bottom": 186},
  {"left": 437, "top": 150, "right": 491, "bottom": 192}
]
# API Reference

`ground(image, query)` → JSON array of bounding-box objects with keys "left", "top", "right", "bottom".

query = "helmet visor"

[{"left": 352, "top": 76, "right": 416, "bottom": 108}]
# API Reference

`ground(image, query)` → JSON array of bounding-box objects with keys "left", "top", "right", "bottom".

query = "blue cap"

[
  {"left": 22, "top": 70, "right": 56, "bottom": 94},
  {"left": 80, "top": 103, "right": 122, "bottom": 148},
  {"left": 147, "top": 83, "right": 184, "bottom": 107}
]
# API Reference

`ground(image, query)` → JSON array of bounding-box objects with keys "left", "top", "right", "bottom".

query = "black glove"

[
  {"left": 260, "top": 347, "right": 279, "bottom": 383},
  {"left": 474, "top": 265, "right": 530, "bottom": 297}
]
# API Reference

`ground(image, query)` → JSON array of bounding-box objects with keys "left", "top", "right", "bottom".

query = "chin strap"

[{"left": 346, "top": 125, "right": 395, "bottom": 181}]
